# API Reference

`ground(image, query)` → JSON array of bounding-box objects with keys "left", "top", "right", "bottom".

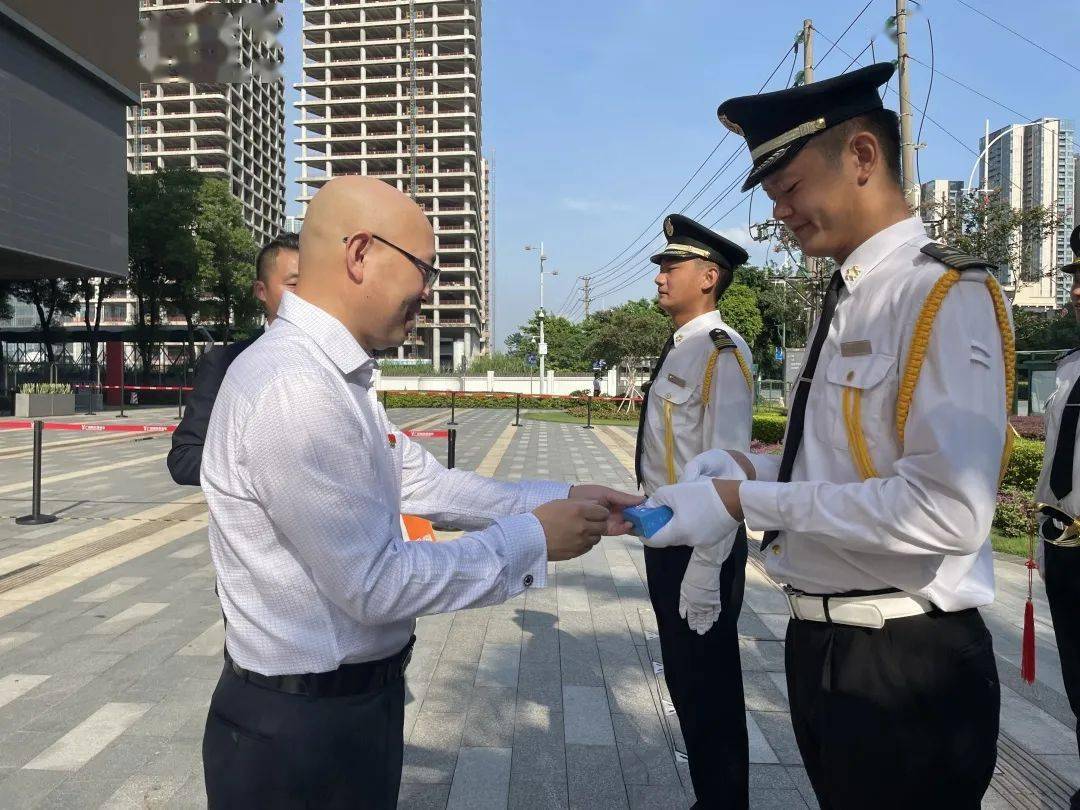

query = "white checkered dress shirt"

[{"left": 201, "top": 292, "right": 565, "bottom": 676}]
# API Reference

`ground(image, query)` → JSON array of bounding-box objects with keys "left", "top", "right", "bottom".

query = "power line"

[
  {"left": 581, "top": 42, "right": 801, "bottom": 282},
  {"left": 816, "top": 0, "right": 875, "bottom": 70},
  {"left": 954, "top": 0, "right": 1079, "bottom": 75},
  {"left": 914, "top": 17, "right": 934, "bottom": 186}
]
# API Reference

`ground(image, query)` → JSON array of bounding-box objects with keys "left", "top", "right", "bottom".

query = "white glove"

[
  {"left": 679, "top": 527, "right": 740, "bottom": 634},
  {"left": 681, "top": 449, "right": 747, "bottom": 483},
  {"left": 641, "top": 480, "right": 740, "bottom": 548}
]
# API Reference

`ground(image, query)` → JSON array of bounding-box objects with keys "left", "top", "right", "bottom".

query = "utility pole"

[
  {"left": 895, "top": 0, "right": 920, "bottom": 211},
  {"left": 802, "top": 19, "right": 820, "bottom": 330},
  {"left": 802, "top": 19, "right": 813, "bottom": 83},
  {"left": 580, "top": 276, "right": 592, "bottom": 319},
  {"left": 525, "top": 243, "right": 554, "bottom": 395}
]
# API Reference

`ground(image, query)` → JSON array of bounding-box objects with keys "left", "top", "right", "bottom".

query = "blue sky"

[{"left": 280, "top": 0, "right": 1080, "bottom": 347}]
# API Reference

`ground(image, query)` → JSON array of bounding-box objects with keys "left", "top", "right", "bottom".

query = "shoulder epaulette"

[
  {"left": 1056, "top": 347, "right": 1080, "bottom": 363},
  {"left": 709, "top": 328, "right": 735, "bottom": 351},
  {"left": 920, "top": 242, "right": 995, "bottom": 272}
]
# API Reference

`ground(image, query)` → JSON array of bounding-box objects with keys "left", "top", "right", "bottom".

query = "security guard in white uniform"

[
  {"left": 641, "top": 64, "right": 1009, "bottom": 809},
  {"left": 1036, "top": 225, "right": 1080, "bottom": 810},
  {"left": 636, "top": 213, "right": 753, "bottom": 810}
]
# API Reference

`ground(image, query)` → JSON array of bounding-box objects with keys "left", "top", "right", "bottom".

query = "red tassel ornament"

[{"left": 1021, "top": 519, "right": 1037, "bottom": 685}]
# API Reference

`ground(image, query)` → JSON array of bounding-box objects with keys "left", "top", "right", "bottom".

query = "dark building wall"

[
  {"left": 0, "top": 0, "right": 141, "bottom": 96},
  {"left": 0, "top": 20, "right": 129, "bottom": 279}
]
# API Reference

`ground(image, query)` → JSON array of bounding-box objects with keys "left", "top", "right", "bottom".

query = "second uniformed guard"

[
  {"left": 1035, "top": 224, "right": 1080, "bottom": 809},
  {"left": 636, "top": 213, "right": 753, "bottom": 809},
  {"left": 640, "top": 63, "right": 1009, "bottom": 807}
]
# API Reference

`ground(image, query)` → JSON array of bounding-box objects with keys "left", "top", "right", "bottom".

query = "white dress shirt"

[
  {"left": 201, "top": 292, "right": 568, "bottom": 675},
  {"left": 1035, "top": 348, "right": 1080, "bottom": 572},
  {"left": 739, "top": 217, "right": 1009, "bottom": 612},
  {"left": 641, "top": 310, "right": 753, "bottom": 496}
]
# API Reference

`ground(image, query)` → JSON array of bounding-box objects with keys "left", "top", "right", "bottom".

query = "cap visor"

[{"left": 741, "top": 138, "right": 814, "bottom": 192}]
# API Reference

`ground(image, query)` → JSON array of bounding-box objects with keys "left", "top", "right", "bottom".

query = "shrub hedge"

[
  {"left": 382, "top": 393, "right": 1047, "bottom": 535},
  {"left": 752, "top": 412, "right": 787, "bottom": 444}
]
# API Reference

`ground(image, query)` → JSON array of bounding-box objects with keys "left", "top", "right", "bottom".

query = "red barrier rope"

[
  {"left": 378, "top": 389, "right": 643, "bottom": 404},
  {"left": 72, "top": 384, "right": 193, "bottom": 392},
  {"left": 0, "top": 421, "right": 175, "bottom": 434}
]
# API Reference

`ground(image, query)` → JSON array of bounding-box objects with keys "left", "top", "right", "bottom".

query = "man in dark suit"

[{"left": 167, "top": 232, "right": 300, "bottom": 485}]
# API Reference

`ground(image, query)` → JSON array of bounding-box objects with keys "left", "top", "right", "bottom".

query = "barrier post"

[
  {"left": 448, "top": 391, "right": 459, "bottom": 426},
  {"left": 382, "top": 390, "right": 388, "bottom": 410},
  {"left": 16, "top": 420, "right": 57, "bottom": 526},
  {"left": 447, "top": 428, "right": 457, "bottom": 469},
  {"left": 87, "top": 364, "right": 96, "bottom": 417},
  {"left": 118, "top": 363, "right": 127, "bottom": 418},
  {"left": 513, "top": 393, "right": 522, "bottom": 427},
  {"left": 583, "top": 394, "right": 594, "bottom": 429}
]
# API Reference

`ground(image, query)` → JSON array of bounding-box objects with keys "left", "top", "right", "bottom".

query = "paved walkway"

[{"left": 0, "top": 408, "right": 1074, "bottom": 807}]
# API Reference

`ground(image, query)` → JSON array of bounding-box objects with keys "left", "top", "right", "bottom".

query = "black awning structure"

[{"left": 0, "top": 324, "right": 216, "bottom": 344}]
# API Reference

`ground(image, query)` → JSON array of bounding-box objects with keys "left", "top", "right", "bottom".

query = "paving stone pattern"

[{"left": 0, "top": 408, "right": 1074, "bottom": 808}]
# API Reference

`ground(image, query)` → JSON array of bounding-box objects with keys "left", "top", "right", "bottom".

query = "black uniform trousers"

[
  {"left": 203, "top": 662, "right": 406, "bottom": 809},
  {"left": 785, "top": 606, "right": 1000, "bottom": 810},
  {"left": 644, "top": 531, "right": 749, "bottom": 810},
  {"left": 1044, "top": 541, "right": 1080, "bottom": 810}
]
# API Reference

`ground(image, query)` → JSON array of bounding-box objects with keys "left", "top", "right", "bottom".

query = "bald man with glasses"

[{"left": 199, "top": 177, "right": 642, "bottom": 808}]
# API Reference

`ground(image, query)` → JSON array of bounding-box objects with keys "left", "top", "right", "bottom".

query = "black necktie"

[
  {"left": 1050, "top": 374, "right": 1080, "bottom": 499},
  {"left": 635, "top": 334, "right": 675, "bottom": 488},
  {"left": 761, "top": 270, "right": 845, "bottom": 551}
]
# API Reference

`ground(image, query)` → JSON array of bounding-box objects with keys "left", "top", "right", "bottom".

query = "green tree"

[
  {"left": 734, "top": 264, "right": 810, "bottom": 377},
  {"left": 1014, "top": 307, "right": 1080, "bottom": 352},
  {"left": 466, "top": 351, "right": 529, "bottom": 375},
  {"left": 196, "top": 179, "right": 259, "bottom": 343},
  {"left": 128, "top": 168, "right": 201, "bottom": 380},
  {"left": 9, "top": 279, "right": 78, "bottom": 364},
  {"left": 505, "top": 313, "right": 589, "bottom": 372},
  {"left": 75, "top": 275, "right": 123, "bottom": 380},
  {"left": 584, "top": 299, "right": 670, "bottom": 397},
  {"left": 925, "top": 190, "right": 1060, "bottom": 289},
  {"left": 717, "top": 282, "right": 764, "bottom": 350}
]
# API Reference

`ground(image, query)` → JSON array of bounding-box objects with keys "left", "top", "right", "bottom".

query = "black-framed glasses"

[{"left": 343, "top": 233, "right": 439, "bottom": 289}]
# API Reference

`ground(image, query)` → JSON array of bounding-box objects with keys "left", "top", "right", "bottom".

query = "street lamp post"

[{"left": 525, "top": 243, "right": 557, "bottom": 395}]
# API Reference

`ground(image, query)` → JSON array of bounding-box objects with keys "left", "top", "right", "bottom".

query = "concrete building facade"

[
  {"left": 980, "top": 118, "right": 1076, "bottom": 308},
  {"left": 295, "top": 0, "right": 489, "bottom": 368},
  {"left": 919, "top": 178, "right": 965, "bottom": 238},
  {"left": 128, "top": 0, "right": 287, "bottom": 249}
]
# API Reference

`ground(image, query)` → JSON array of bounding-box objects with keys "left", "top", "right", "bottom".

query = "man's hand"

[
  {"left": 533, "top": 499, "right": 610, "bottom": 561},
  {"left": 679, "top": 529, "right": 740, "bottom": 634},
  {"left": 641, "top": 480, "right": 741, "bottom": 548},
  {"left": 568, "top": 484, "right": 643, "bottom": 536},
  {"left": 682, "top": 449, "right": 754, "bottom": 483}
]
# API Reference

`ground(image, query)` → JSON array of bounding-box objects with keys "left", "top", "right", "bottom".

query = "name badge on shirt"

[
  {"left": 841, "top": 340, "right": 873, "bottom": 357},
  {"left": 667, "top": 373, "right": 687, "bottom": 388}
]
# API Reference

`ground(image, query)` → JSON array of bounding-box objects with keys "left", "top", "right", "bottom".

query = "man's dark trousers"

[
  {"left": 203, "top": 663, "right": 406, "bottom": 809},
  {"left": 644, "top": 533, "right": 749, "bottom": 809},
  {"left": 1044, "top": 541, "right": 1080, "bottom": 810},
  {"left": 785, "top": 607, "right": 999, "bottom": 809}
]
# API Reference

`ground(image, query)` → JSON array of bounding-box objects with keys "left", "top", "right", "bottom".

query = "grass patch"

[
  {"left": 991, "top": 531, "right": 1031, "bottom": 557},
  {"left": 525, "top": 410, "right": 638, "bottom": 426}
]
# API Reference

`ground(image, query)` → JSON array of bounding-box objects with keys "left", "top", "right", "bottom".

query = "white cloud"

[
  {"left": 561, "top": 197, "right": 632, "bottom": 214},
  {"left": 716, "top": 226, "right": 755, "bottom": 250}
]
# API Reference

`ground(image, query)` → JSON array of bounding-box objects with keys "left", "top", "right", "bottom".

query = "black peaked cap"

[
  {"left": 649, "top": 213, "right": 749, "bottom": 270},
  {"left": 717, "top": 62, "right": 896, "bottom": 191}
]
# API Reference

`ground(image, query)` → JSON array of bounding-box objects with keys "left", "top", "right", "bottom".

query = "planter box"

[{"left": 15, "top": 393, "right": 76, "bottom": 418}]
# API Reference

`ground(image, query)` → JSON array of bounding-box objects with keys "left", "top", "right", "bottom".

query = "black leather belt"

[{"left": 225, "top": 636, "right": 415, "bottom": 698}]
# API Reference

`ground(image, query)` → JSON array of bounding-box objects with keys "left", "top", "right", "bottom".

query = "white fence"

[{"left": 373, "top": 369, "right": 621, "bottom": 396}]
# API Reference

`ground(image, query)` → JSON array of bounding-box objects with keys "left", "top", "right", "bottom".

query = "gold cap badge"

[{"left": 664, "top": 217, "right": 674, "bottom": 237}]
